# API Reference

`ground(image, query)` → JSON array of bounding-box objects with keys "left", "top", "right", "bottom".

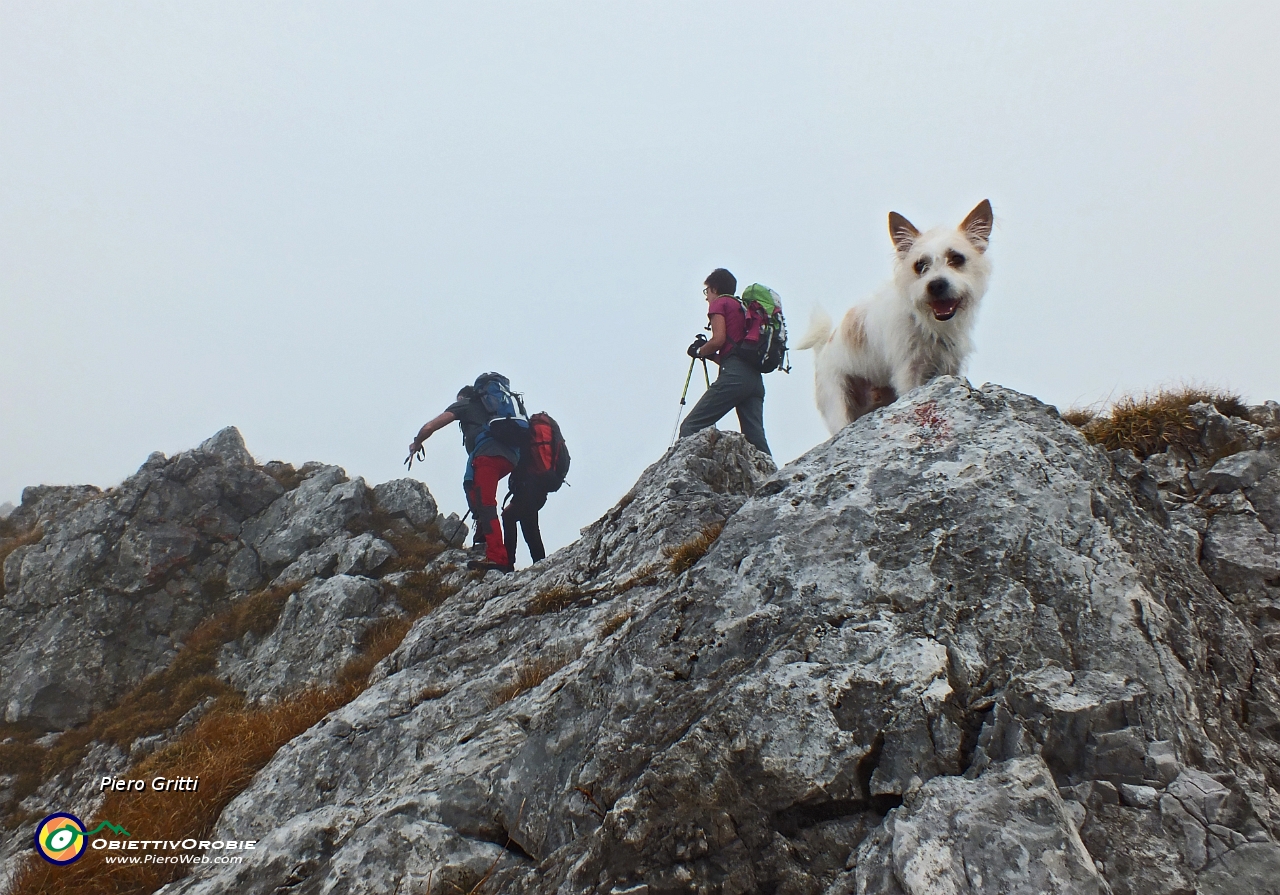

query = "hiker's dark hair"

[
  {"left": 457, "top": 385, "right": 478, "bottom": 402},
  {"left": 705, "top": 268, "right": 737, "bottom": 297}
]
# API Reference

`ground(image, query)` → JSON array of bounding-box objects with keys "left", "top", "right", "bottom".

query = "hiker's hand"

[
  {"left": 687, "top": 334, "right": 708, "bottom": 357},
  {"left": 404, "top": 441, "right": 426, "bottom": 470}
]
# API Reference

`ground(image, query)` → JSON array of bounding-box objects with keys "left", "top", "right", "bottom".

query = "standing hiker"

[
  {"left": 502, "top": 471, "right": 548, "bottom": 567},
  {"left": 678, "top": 268, "right": 773, "bottom": 456},
  {"left": 406, "top": 374, "right": 527, "bottom": 573},
  {"left": 501, "top": 412, "right": 570, "bottom": 568}
]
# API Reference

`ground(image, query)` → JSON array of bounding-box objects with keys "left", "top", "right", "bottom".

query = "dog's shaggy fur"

[{"left": 796, "top": 200, "right": 993, "bottom": 434}]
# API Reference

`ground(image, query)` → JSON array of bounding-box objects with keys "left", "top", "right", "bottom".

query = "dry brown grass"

[
  {"left": 364, "top": 497, "right": 455, "bottom": 576},
  {"left": 526, "top": 583, "right": 602, "bottom": 615},
  {"left": 528, "top": 584, "right": 578, "bottom": 614},
  {"left": 1059, "top": 408, "right": 1095, "bottom": 428},
  {"left": 490, "top": 656, "right": 569, "bottom": 707},
  {"left": 259, "top": 460, "right": 306, "bottom": 491},
  {"left": 8, "top": 565, "right": 455, "bottom": 895},
  {"left": 10, "top": 687, "right": 350, "bottom": 895},
  {"left": 336, "top": 616, "right": 414, "bottom": 688},
  {"left": 0, "top": 581, "right": 303, "bottom": 835},
  {"left": 337, "top": 566, "right": 460, "bottom": 689},
  {"left": 1066, "top": 387, "right": 1250, "bottom": 460},
  {"left": 394, "top": 566, "right": 461, "bottom": 616},
  {"left": 616, "top": 562, "right": 661, "bottom": 594},
  {"left": 381, "top": 528, "right": 451, "bottom": 575},
  {"left": 36, "top": 581, "right": 304, "bottom": 783},
  {"left": 0, "top": 523, "right": 44, "bottom": 597},
  {"left": 664, "top": 522, "right": 725, "bottom": 575},
  {"left": 600, "top": 611, "right": 632, "bottom": 639},
  {"left": 334, "top": 563, "right": 463, "bottom": 694}
]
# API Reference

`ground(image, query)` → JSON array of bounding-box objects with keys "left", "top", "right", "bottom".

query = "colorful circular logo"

[{"left": 35, "top": 813, "right": 87, "bottom": 865}]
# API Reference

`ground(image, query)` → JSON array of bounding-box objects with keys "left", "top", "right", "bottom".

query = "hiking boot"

[{"left": 466, "top": 559, "right": 511, "bottom": 574}]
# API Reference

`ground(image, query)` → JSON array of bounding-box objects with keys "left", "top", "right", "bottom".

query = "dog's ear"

[
  {"left": 960, "top": 200, "right": 993, "bottom": 252},
  {"left": 888, "top": 212, "right": 919, "bottom": 253}
]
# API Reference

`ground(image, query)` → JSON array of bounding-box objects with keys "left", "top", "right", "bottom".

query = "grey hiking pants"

[{"left": 679, "top": 355, "right": 771, "bottom": 456}]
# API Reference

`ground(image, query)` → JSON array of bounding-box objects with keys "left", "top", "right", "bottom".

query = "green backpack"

[{"left": 736, "top": 284, "right": 790, "bottom": 374}]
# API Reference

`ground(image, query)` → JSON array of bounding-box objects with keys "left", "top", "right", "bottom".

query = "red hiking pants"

[{"left": 464, "top": 455, "right": 515, "bottom": 565}]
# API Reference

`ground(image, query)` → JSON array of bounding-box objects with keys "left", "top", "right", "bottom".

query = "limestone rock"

[
  {"left": 5, "top": 381, "right": 1280, "bottom": 895},
  {"left": 238, "top": 467, "right": 371, "bottom": 573},
  {"left": 218, "top": 575, "right": 386, "bottom": 701},
  {"left": 372, "top": 479, "right": 438, "bottom": 530},
  {"left": 0, "top": 428, "right": 284, "bottom": 728},
  {"left": 849, "top": 756, "right": 1106, "bottom": 894},
  {"left": 153, "top": 380, "right": 1280, "bottom": 895}
]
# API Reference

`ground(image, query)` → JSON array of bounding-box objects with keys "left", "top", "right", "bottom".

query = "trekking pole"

[
  {"left": 701, "top": 358, "right": 711, "bottom": 387},
  {"left": 446, "top": 509, "right": 473, "bottom": 550},
  {"left": 669, "top": 356, "right": 698, "bottom": 446}
]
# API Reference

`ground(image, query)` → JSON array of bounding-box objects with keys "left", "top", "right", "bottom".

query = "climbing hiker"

[
  {"left": 502, "top": 412, "right": 570, "bottom": 568},
  {"left": 677, "top": 268, "right": 773, "bottom": 456},
  {"left": 406, "top": 374, "right": 527, "bottom": 573}
]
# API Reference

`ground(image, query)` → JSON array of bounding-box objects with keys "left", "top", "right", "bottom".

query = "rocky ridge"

[{"left": 1, "top": 377, "right": 1279, "bottom": 894}]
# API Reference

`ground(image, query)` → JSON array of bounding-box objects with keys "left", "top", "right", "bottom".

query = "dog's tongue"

[{"left": 931, "top": 297, "right": 960, "bottom": 320}]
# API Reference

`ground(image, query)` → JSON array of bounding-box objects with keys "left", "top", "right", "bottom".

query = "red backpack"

[{"left": 521, "top": 412, "right": 571, "bottom": 492}]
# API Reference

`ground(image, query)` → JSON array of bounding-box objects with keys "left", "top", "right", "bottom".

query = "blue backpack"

[
  {"left": 473, "top": 372, "right": 530, "bottom": 451},
  {"left": 474, "top": 372, "right": 523, "bottom": 418}
]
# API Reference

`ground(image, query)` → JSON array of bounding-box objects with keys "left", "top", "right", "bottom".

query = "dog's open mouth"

[{"left": 930, "top": 297, "right": 961, "bottom": 321}]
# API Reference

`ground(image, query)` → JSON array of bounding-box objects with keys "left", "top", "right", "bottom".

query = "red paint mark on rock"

[{"left": 909, "top": 401, "right": 952, "bottom": 441}]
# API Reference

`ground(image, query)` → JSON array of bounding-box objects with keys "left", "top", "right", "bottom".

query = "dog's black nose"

[{"left": 927, "top": 278, "right": 951, "bottom": 298}]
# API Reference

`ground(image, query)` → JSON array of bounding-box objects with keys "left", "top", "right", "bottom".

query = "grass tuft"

[
  {"left": 1066, "top": 387, "right": 1250, "bottom": 460},
  {"left": 664, "top": 522, "right": 725, "bottom": 575},
  {"left": 490, "top": 656, "right": 569, "bottom": 707},
  {"left": 527, "top": 584, "right": 594, "bottom": 615},
  {"left": 364, "top": 493, "right": 456, "bottom": 575},
  {"left": 394, "top": 566, "right": 461, "bottom": 616},
  {"left": 260, "top": 460, "right": 306, "bottom": 491},
  {"left": 336, "top": 566, "right": 460, "bottom": 688},
  {"left": 616, "top": 562, "right": 661, "bottom": 594},
  {"left": 1059, "top": 408, "right": 1095, "bottom": 428},
  {"left": 336, "top": 616, "right": 414, "bottom": 688},
  {"left": 600, "top": 611, "right": 632, "bottom": 639}
]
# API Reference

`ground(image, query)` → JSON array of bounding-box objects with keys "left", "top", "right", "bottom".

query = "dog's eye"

[
  {"left": 946, "top": 250, "right": 966, "bottom": 268},
  {"left": 913, "top": 257, "right": 930, "bottom": 276}
]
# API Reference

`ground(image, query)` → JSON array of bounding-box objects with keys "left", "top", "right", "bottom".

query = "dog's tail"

[{"left": 794, "top": 306, "right": 834, "bottom": 356}]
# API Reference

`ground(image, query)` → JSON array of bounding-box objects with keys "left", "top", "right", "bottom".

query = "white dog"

[{"left": 796, "top": 200, "right": 993, "bottom": 434}]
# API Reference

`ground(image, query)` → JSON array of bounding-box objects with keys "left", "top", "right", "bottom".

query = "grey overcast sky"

[{"left": 3, "top": 2, "right": 1279, "bottom": 556}]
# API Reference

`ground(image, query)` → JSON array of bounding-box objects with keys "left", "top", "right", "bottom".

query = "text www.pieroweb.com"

[{"left": 103, "top": 854, "right": 245, "bottom": 865}]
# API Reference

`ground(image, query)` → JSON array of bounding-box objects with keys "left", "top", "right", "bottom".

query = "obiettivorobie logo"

[
  {"left": 34, "top": 812, "right": 257, "bottom": 867},
  {"left": 35, "top": 814, "right": 130, "bottom": 865}
]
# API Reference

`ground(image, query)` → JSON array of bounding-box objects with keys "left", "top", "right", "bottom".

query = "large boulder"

[
  {"left": 0, "top": 428, "right": 285, "bottom": 728},
  {"left": 155, "top": 379, "right": 1280, "bottom": 895}
]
